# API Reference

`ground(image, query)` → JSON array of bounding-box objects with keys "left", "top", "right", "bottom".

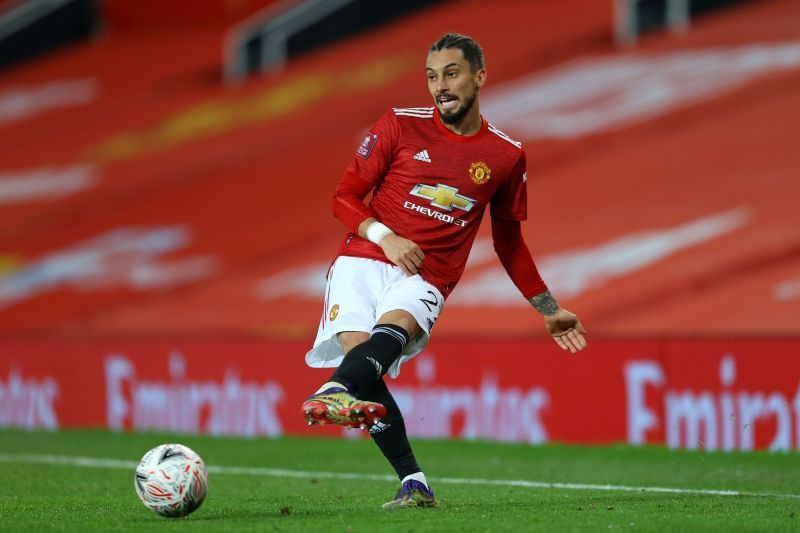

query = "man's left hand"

[{"left": 544, "top": 308, "right": 587, "bottom": 354}]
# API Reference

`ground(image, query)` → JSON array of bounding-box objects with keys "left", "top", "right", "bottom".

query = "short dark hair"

[{"left": 429, "top": 33, "right": 484, "bottom": 72}]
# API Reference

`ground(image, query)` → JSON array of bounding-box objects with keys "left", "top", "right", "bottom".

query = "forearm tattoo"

[{"left": 529, "top": 290, "right": 559, "bottom": 316}]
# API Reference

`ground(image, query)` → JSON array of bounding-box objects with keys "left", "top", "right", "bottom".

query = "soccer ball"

[{"left": 134, "top": 443, "right": 208, "bottom": 518}]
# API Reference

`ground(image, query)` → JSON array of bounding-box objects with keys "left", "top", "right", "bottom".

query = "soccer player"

[{"left": 302, "top": 33, "right": 587, "bottom": 509}]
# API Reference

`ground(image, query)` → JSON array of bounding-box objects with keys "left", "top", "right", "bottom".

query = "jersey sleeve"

[
  {"left": 332, "top": 171, "right": 377, "bottom": 233},
  {"left": 491, "top": 217, "right": 548, "bottom": 299},
  {"left": 345, "top": 109, "right": 400, "bottom": 186},
  {"left": 490, "top": 149, "right": 527, "bottom": 221}
]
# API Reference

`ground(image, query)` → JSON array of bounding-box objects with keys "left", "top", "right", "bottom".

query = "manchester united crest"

[
  {"left": 469, "top": 161, "right": 491, "bottom": 185},
  {"left": 329, "top": 304, "right": 340, "bottom": 321}
]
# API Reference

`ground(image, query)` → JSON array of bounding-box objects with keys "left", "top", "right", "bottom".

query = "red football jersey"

[{"left": 336, "top": 107, "right": 527, "bottom": 298}]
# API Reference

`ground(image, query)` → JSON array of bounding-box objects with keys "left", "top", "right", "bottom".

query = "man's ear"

[{"left": 475, "top": 68, "right": 487, "bottom": 89}]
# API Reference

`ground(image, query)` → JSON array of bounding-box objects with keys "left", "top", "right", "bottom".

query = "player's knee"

[
  {"left": 376, "top": 310, "right": 421, "bottom": 339},
  {"left": 338, "top": 331, "right": 369, "bottom": 354}
]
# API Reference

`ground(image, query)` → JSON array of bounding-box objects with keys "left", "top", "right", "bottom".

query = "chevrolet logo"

[{"left": 409, "top": 184, "right": 475, "bottom": 212}]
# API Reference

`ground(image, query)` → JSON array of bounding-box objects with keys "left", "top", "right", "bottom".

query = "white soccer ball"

[{"left": 134, "top": 443, "right": 208, "bottom": 518}]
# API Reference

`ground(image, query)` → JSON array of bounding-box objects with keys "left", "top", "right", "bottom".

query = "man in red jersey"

[{"left": 302, "top": 33, "right": 587, "bottom": 509}]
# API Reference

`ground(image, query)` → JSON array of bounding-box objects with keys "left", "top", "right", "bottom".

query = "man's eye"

[{"left": 447, "top": 72, "right": 457, "bottom": 78}]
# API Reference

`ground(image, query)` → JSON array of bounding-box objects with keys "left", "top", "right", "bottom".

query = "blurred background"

[{"left": 1, "top": 0, "right": 798, "bottom": 451}]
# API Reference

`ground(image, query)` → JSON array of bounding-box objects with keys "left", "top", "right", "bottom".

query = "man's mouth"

[{"left": 438, "top": 95, "right": 459, "bottom": 112}]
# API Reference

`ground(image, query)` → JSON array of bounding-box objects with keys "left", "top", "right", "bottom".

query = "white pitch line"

[{"left": 0, "top": 453, "right": 797, "bottom": 500}]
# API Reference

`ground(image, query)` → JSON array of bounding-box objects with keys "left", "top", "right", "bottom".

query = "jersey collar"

[{"left": 433, "top": 110, "right": 488, "bottom": 143}]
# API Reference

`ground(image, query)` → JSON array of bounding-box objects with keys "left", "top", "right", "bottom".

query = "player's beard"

[{"left": 437, "top": 86, "right": 478, "bottom": 126}]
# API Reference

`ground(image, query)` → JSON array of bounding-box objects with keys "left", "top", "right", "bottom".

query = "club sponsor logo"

[
  {"left": 410, "top": 183, "right": 475, "bottom": 212},
  {"left": 404, "top": 183, "right": 474, "bottom": 227},
  {"left": 625, "top": 355, "right": 800, "bottom": 451},
  {"left": 469, "top": 161, "right": 491, "bottom": 184},
  {"left": 105, "top": 352, "right": 285, "bottom": 436},
  {"left": 0, "top": 369, "right": 60, "bottom": 429},
  {"left": 404, "top": 201, "right": 468, "bottom": 227},
  {"left": 329, "top": 304, "right": 340, "bottom": 321},
  {"left": 393, "top": 357, "right": 550, "bottom": 443}
]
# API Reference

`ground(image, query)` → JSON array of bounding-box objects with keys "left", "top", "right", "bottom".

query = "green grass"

[{"left": 1, "top": 429, "right": 799, "bottom": 531}]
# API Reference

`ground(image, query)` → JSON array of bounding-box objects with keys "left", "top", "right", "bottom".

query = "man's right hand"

[{"left": 379, "top": 234, "right": 425, "bottom": 276}]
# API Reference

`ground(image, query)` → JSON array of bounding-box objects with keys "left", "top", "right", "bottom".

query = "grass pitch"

[{"left": 1, "top": 429, "right": 799, "bottom": 531}]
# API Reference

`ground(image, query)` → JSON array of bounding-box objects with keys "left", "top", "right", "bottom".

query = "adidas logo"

[
  {"left": 366, "top": 357, "right": 383, "bottom": 378},
  {"left": 369, "top": 421, "right": 391, "bottom": 434},
  {"left": 413, "top": 150, "right": 431, "bottom": 163}
]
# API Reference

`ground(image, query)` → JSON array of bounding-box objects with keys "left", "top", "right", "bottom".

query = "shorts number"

[{"left": 419, "top": 291, "right": 439, "bottom": 313}]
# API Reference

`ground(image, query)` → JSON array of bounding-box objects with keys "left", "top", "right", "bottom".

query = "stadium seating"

[{"left": 1, "top": 0, "right": 798, "bottom": 340}]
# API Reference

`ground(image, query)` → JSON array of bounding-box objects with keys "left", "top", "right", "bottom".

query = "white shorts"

[{"left": 305, "top": 256, "right": 444, "bottom": 378}]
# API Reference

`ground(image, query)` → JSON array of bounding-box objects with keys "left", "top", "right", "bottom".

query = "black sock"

[
  {"left": 330, "top": 324, "right": 409, "bottom": 392},
  {"left": 358, "top": 377, "right": 420, "bottom": 480}
]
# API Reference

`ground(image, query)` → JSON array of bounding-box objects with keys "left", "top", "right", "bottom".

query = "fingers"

[
  {"left": 397, "top": 254, "right": 423, "bottom": 276},
  {"left": 569, "top": 329, "right": 587, "bottom": 350},
  {"left": 379, "top": 233, "right": 424, "bottom": 276},
  {"left": 408, "top": 248, "right": 424, "bottom": 270},
  {"left": 393, "top": 243, "right": 424, "bottom": 276},
  {"left": 553, "top": 328, "right": 587, "bottom": 353},
  {"left": 552, "top": 335, "right": 571, "bottom": 352},
  {"left": 402, "top": 245, "right": 424, "bottom": 274},
  {"left": 400, "top": 258, "right": 417, "bottom": 276}
]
